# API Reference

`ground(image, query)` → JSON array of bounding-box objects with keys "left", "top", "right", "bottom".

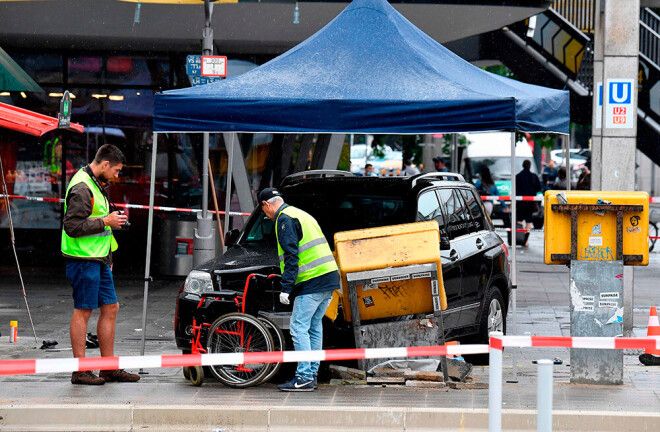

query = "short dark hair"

[
  {"left": 522, "top": 159, "right": 531, "bottom": 170},
  {"left": 94, "top": 144, "right": 126, "bottom": 166},
  {"left": 365, "top": 164, "right": 373, "bottom": 169}
]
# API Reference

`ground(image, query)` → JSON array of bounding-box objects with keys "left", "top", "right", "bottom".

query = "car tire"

[{"left": 464, "top": 286, "right": 506, "bottom": 365}]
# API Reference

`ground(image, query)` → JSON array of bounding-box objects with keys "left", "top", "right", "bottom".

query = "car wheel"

[{"left": 464, "top": 287, "right": 506, "bottom": 365}]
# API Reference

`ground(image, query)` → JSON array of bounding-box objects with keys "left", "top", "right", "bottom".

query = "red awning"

[{"left": 0, "top": 102, "right": 84, "bottom": 136}]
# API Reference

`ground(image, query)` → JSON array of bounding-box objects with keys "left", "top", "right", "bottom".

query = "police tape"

[
  {"left": 2, "top": 335, "right": 659, "bottom": 376},
  {"left": 0, "top": 194, "right": 251, "bottom": 217},
  {"left": 480, "top": 195, "right": 660, "bottom": 204},
  {"left": 0, "top": 344, "right": 490, "bottom": 376}
]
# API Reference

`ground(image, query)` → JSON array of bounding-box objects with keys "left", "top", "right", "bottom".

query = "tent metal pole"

[
  {"left": 223, "top": 133, "right": 235, "bottom": 253},
  {"left": 509, "top": 131, "right": 518, "bottom": 383},
  {"left": 139, "top": 132, "right": 158, "bottom": 361}
]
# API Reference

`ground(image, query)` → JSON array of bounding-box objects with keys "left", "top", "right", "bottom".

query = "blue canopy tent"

[
  {"left": 142, "top": 0, "right": 569, "bottom": 376},
  {"left": 153, "top": 0, "right": 568, "bottom": 134}
]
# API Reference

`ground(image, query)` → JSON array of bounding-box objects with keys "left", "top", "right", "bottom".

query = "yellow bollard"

[{"left": 9, "top": 321, "right": 17, "bottom": 343}]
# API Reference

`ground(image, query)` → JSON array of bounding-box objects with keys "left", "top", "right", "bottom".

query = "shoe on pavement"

[
  {"left": 640, "top": 353, "right": 660, "bottom": 366},
  {"left": 71, "top": 371, "right": 105, "bottom": 385},
  {"left": 312, "top": 377, "right": 318, "bottom": 389},
  {"left": 278, "top": 376, "right": 315, "bottom": 392},
  {"left": 99, "top": 369, "right": 141, "bottom": 382}
]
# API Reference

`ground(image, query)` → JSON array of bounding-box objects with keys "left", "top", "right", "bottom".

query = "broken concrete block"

[
  {"left": 403, "top": 371, "right": 444, "bottom": 382},
  {"left": 329, "top": 378, "right": 367, "bottom": 386},
  {"left": 445, "top": 358, "right": 473, "bottom": 382},
  {"left": 367, "top": 376, "right": 406, "bottom": 385},
  {"left": 446, "top": 381, "right": 488, "bottom": 390},
  {"left": 405, "top": 380, "right": 447, "bottom": 389},
  {"left": 329, "top": 365, "right": 367, "bottom": 380},
  {"left": 370, "top": 367, "right": 411, "bottom": 378}
]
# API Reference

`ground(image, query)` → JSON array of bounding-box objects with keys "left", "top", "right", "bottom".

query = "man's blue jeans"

[{"left": 289, "top": 290, "right": 333, "bottom": 380}]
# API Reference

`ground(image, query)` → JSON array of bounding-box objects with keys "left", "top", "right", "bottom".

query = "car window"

[
  {"left": 437, "top": 189, "right": 471, "bottom": 239},
  {"left": 460, "top": 188, "right": 486, "bottom": 232},
  {"left": 416, "top": 190, "right": 448, "bottom": 237},
  {"left": 244, "top": 213, "right": 276, "bottom": 245}
]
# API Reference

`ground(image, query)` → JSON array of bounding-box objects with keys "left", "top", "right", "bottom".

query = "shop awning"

[
  {"left": 0, "top": 47, "right": 43, "bottom": 92},
  {"left": 0, "top": 102, "right": 84, "bottom": 136}
]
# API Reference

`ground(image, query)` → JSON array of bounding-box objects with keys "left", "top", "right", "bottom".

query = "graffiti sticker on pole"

[{"left": 605, "top": 79, "right": 635, "bottom": 129}]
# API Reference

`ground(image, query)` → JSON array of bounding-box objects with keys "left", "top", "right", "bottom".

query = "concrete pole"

[
  {"left": 509, "top": 132, "right": 518, "bottom": 383},
  {"left": 591, "top": 0, "right": 640, "bottom": 336},
  {"left": 422, "top": 134, "right": 433, "bottom": 173}
]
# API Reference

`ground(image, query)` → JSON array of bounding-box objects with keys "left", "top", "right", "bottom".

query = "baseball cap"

[
  {"left": 433, "top": 157, "right": 445, "bottom": 164},
  {"left": 258, "top": 188, "right": 281, "bottom": 204}
]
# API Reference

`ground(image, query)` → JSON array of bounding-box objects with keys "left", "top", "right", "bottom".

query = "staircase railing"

[
  {"left": 552, "top": 0, "right": 595, "bottom": 34},
  {"left": 640, "top": 8, "right": 660, "bottom": 69}
]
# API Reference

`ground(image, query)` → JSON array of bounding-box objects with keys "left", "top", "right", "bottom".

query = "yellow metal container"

[
  {"left": 334, "top": 221, "right": 446, "bottom": 322},
  {"left": 544, "top": 191, "right": 649, "bottom": 266}
]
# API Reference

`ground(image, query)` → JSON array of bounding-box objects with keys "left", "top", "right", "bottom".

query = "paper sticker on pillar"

[
  {"left": 605, "top": 79, "right": 635, "bottom": 128},
  {"left": 588, "top": 236, "right": 603, "bottom": 246},
  {"left": 599, "top": 301, "right": 619, "bottom": 309},
  {"left": 363, "top": 296, "right": 375, "bottom": 308}
]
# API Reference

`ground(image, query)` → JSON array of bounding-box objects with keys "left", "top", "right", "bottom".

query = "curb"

[{"left": 1, "top": 405, "right": 660, "bottom": 431}]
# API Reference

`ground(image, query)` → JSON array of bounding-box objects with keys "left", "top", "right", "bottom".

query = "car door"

[
  {"left": 415, "top": 189, "right": 461, "bottom": 329},
  {"left": 458, "top": 188, "right": 493, "bottom": 325},
  {"left": 434, "top": 188, "right": 469, "bottom": 329},
  {"left": 438, "top": 188, "right": 483, "bottom": 328}
]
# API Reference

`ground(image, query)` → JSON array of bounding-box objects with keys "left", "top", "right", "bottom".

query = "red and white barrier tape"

[
  {"left": 480, "top": 195, "right": 660, "bottom": 204},
  {"left": 490, "top": 335, "right": 660, "bottom": 351},
  {"left": 0, "top": 344, "right": 489, "bottom": 377},
  {"left": 0, "top": 194, "right": 251, "bottom": 217}
]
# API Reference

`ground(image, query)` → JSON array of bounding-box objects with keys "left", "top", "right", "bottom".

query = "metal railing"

[
  {"left": 552, "top": 0, "right": 595, "bottom": 34},
  {"left": 641, "top": 8, "right": 660, "bottom": 69}
]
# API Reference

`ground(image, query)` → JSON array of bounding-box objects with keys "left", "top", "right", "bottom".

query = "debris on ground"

[
  {"left": 329, "top": 365, "right": 366, "bottom": 380},
  {"left": 40, "top": 340, "right": 58, "bottom": 349}
]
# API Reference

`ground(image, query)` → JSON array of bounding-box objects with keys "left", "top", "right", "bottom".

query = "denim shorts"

[{"left": 65, "top": 259, "right": 118, "bottom": 310}]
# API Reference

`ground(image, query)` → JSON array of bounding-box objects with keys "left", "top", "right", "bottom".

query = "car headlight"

[{"left": 183, "top": 270, "right": 214, "bottom": 295}]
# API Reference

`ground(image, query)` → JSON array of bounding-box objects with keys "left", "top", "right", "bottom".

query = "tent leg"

[
  {"left": 139, "top": 132, "right": 158, "bottom": 364},
  {"left": 509, "top": 131, "right": 518, "bottom": 383}
]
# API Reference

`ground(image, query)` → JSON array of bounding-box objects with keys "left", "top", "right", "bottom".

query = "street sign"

[
  {"left": 201, "top": 56, "right": 227, "bottom": 77},
  {"left": 605, "top": 79, "right": 634, "bottom": 129},
  {"left": 186, "top": 55, "right": 202, "bottom": 76},
  {"left": 189, "top": 76, "right": 222, "bottom": 87},
  {"left": 58, "top": 90, "right": 71, "bottom": 129}
]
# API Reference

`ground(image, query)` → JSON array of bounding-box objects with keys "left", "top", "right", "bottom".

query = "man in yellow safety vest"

[
  {"left": 61, "top": 144, "right": 140, "bottom": 385},
  {"left": 259, "top": 188, "right": 339, "bottom": 391}
]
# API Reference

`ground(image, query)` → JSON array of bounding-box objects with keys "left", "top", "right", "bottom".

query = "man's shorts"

[{"left": 65, "top": 259, "right": 118, "bottom": 310}]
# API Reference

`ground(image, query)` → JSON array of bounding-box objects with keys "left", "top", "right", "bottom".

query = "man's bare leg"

[
  {"left": 71, "top": 308, "right": 92, "bottom": 358},
  {"left": 98, "top": 303, "right": 119, "bottom": 357}
]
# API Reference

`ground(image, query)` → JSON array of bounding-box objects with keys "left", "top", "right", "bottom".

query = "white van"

[{"left": 460, "top": 132, "right": 543, "bottom": 228}]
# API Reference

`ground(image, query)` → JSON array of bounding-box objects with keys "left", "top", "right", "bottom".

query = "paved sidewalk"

[{"left": 1, "top": 232, "right": 660, "bottom": 431}]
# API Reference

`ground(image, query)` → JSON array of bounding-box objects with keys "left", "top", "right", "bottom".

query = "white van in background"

[{"left": 460, "top": 131, "right": 543, "bottom": 228}]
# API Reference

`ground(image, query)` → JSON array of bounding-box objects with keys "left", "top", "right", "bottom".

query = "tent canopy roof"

[
  {"left": 154, "top": 0, "right": 569, "bottom": 134},
  {"left": 0, "top": 102, "right": 84, "bottom": 136}
]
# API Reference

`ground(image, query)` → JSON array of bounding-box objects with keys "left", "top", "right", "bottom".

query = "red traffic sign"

[{"left": 201, "top": 56, "right": 227, "bottom": 77}]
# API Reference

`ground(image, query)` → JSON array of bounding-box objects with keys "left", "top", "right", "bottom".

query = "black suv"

[{"left": 175, "top": 171, "right": 510, "bottom": 356}]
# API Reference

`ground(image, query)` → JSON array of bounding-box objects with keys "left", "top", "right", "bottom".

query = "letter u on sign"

[{"left": 609, "top": 81, "right": 631, "bottom": 104}]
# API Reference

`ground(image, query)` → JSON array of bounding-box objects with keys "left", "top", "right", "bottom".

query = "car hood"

[{"left": 194, "top": 242, "right": 279, "bottom": 274}]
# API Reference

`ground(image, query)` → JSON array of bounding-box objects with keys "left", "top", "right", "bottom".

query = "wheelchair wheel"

[
  {"left": 183, "top": 366, "right": 191, "bottom": 381},
  {"left": 206, "top": 312, "right": 274, "bottom": 388},
  {"left": 189, "top": 365, "right": 204, "bottom": 386},
  {"left": 257, "top": 315, "right": 286, "bottom": 384}
]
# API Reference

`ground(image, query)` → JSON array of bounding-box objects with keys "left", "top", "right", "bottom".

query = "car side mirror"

[
  {"left": 225, "top": 229, "right": 240, "bottom": 248},
  {"left": 440, "top": 235, "right": 451, "bottom": 251}
]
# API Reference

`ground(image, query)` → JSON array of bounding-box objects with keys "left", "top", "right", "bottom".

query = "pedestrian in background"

[
  {"left": 515, "top": 159, "right": 542, "bottom": 240},
  {"left": 62, "top": 144, "right": 140, "bottom": 385},
  {"left": 364, "top": 163, "right": 377, "bottom": 177},
  {"left": 403, "top": 159, "right": 420, "bottom": 176},
  {"left": 552, "top": 167, "right": 568, "bottom": 190},
  {"left": 259, "top": 188, "right": 339, "bottom": 392},
  {"left": 433, "top": 156, "right": 447, "bottom": 172},
  {"left": 475, "top": 166, "right": 500, "bottom": 216},
  {"left": 542, "top": 159, "right": 558, "bottom": 189}
]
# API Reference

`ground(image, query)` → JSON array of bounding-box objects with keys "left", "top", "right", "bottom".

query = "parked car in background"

[
  {"left": 460, "top": 132, "right": 544, "bottom": 228},
  {"left": 175, "top": 171, "right": 511, "bottom": 366},
  {"left": 350, "top": 143, "right": 403, "bottom": 176}
]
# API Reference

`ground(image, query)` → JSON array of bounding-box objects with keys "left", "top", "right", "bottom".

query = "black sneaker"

[
  {"left": 640, "top": 354, "right": 660, "bottom": 366},
  {"left": 278, "top": 376, "right": 315, "bottom": 392},
  {"left": 71, "top": 371, "right": 105, "bottom": 385}
]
